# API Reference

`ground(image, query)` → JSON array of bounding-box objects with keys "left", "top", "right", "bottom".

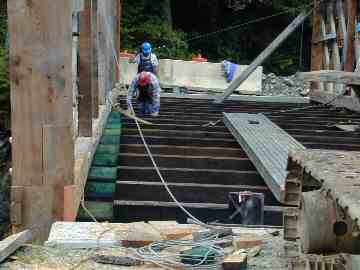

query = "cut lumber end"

[{"left": 223, "top": 253, "right": 248, "bottom": 270}]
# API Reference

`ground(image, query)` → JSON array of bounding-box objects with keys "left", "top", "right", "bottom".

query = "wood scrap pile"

[{"left": 88, "top": 221, "right": 266, "bottom": 270}]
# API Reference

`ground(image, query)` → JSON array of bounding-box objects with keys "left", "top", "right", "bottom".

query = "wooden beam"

[
  {"left": 116, "top": 0, "right": 122, "bottom": 81},
  {"left": 320, "top": 15, "right": 332, "bottom": 92},
  {"left": 311, "top": 1, "right": 324, "bottom": 91},
  {"left": 310, "top": 90, "right": 360, "bottom": 112},
  {"left": 0, "top": 230, "right": 32, "bottom": 263},
  {"left": 336, "top": 0, "right": 347, "bottom": 68},
  {"left": 214, "top": 10, "right": 311, "bottom": 104},
  {"left": 79, "top": 0, "right": 93, "bottom": 136},
  {"left": 8, "top": 0, "right": 73, "bottom": 241},
  {"left": 345, "top": 0, "right": 357, "bottom": 72},
  {"left": 91, "top": 0, "right": 99, "bottom": 118},
  {"left": 43, "top": 125, "right": 74, "bottom": 220},
  {"left": 297, "top": 70, "right": 360, "bottom": 85},
  {"left": 117, "top": 0, "right": 122, "bottom": 54}
]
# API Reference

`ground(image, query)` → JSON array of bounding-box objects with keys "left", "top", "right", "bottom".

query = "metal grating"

[{"left": 223, "top": 113, "right": 306, "bottom": 203}]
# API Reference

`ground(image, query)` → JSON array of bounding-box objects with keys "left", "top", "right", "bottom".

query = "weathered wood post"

[
  {"left": 8, "top": 0, "right": 74, "bottom": 241},
  {"left": 79, "top": 0, "right": 93, "bottom": 136}
]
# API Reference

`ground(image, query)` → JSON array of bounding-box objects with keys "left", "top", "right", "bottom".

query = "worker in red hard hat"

[{"left": 127, "top": 71, "right": 161, "bottom": 116}]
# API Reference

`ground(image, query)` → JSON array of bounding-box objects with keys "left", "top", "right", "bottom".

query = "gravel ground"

[
  {"left": 262, "top": 73, "right": 310, "bottom": 97},
  {"left": 0, "top": 231, "right": 297, "bottom": 270}
]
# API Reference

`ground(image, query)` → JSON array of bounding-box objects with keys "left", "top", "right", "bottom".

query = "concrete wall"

[{"left": 119, "top": 58, "right": 263, "bottom": 95}]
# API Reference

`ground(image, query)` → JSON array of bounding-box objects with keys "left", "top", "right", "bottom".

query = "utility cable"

[{"left": 186, "top": 3, "right": 313, "bottom": 42}]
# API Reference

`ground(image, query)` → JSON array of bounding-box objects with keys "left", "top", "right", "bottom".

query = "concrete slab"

[
  {"left": 224, "top": 113, "right": 306, "bottom": 203},
  {"left": 119, "top": 58, "right": 263, "bottom": 94},
  {"left": 45, "top": 222, "right": 123, "bottom": 249}
]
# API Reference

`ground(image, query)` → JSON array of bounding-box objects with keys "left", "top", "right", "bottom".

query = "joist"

[
  {"left": 297, "top": 70, "right": 360, "bottom": 85},
  {"left": 223, "top": 113, "right": 306, "bottom": 203}
]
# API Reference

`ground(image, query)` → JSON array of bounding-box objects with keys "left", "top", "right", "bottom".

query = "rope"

[
  {"left": 186, "top": 3, "right": 313, "bottom": 42},
  {"left": 85, "top": 0, "right": 217, "bottom": 230}
]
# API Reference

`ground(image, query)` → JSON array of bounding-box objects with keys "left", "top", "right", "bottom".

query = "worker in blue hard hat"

[{"left": 130, "top": 42, "right": 159, "bottom": 76}]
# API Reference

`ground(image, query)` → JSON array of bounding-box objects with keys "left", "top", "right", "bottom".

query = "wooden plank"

[
  {"left": 310, "top": 2, "right": 324, "bottom": 91},
  {"left": 43, "top": 125, "right": 74, "bottom": 220},
  {"left": 320, "top": 18, "right": 331, "bottom": 70},
  {"left": 345, "top": 0, "right": 357, "bottom": 72},
  {"left": 64, "top": 185, "right": 77, "bottom": 221},
  {"left": 12, "top": 185, "right": 55, "bottom": 243},
  {"left": 91, "top": 0, "right": 99, "bottom": 118},
  {"left": 8, "top": 0, "right": 73, "bottom": 240},
  {"left": 223, "top": 254, "right": 247, "bottom": 270},
  {"left": 116, "top": 181, "right": 277, "bottom": 205},
  {"left": 98, "top": 0, "right": 112, "bottom": 105},
  {"left": 223, "top": 113, "right": 305, "bottom": 203},
  {"left": 320, "top": 16, "right": 332, "bottom": 92},
  {"left": 328, "top": 4, "right": 341, "bottom": 71},
  {"left": 79, "top": 0, "right": 93, "bottom": 136},
  {"left": 297, "top": 70, "right": 360, "bottom": 85},
  {"left": 314, "top": 32, "right": 337, "bottom": 43},
  {"left": 328, "top": 3, "right": 343, "bottom": 94},
  {"left": 10, "top": 186, "right": 23, "bottom": 226},
  {"left": 0, "top": 230, "right": 32, "bottom": 263},
  {"left": 116, "top": 0, "right": 122, "bottom": 81},
  {"left": 336, "top": 0, "right": 348, "bottom": 67},
  {"left": 310, "top": 90, "right": 360, "bottom": 112},
  {"left": 214, "top": 10, "right": 310, "bottom": 103}
]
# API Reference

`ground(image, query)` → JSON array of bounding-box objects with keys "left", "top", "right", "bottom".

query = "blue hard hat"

[{"left": 142, "top": 42, "right": 152, "bottom": 54}]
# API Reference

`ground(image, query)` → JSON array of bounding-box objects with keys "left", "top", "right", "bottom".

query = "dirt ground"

[{"left": 0, "top": 230, "right": 297, "bottom": 270}]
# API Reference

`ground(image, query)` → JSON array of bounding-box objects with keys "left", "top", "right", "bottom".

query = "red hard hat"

[{"left": 138, "top": 72, "right": 151, "bottom": 87}]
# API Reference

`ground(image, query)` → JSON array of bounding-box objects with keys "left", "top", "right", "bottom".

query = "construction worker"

[
  {"left": 131, "top": 42, "right": 159, "bottom": 76},
  {"left": 127, "top": 71, "right": 161, "bottom": 117}
]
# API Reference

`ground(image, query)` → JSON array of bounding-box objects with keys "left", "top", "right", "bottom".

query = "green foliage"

[
  {"left": 121, "top": 0, "right": 312, "bottom": 74},
  {"left": 0, "top": 18, "right": 9, "bottom": 115},
  {"left": 122, "top": 17, "right": 189, "bottom": 59},
  {"left": 121, "top": 0, "right": 191, "bottom": 59}
]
